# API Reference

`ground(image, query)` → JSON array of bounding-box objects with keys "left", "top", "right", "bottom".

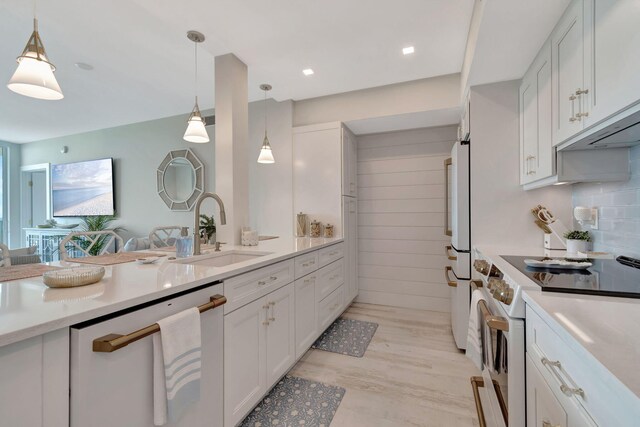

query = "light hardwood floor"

[{"left": 289, "top": 303, "right": 481, "bottom": 426}]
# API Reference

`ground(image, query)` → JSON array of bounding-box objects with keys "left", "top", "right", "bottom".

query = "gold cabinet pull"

[
  {"left": 445, "top": 245, "right": 457, "bottom": 260},
  {"left": 92, "top": 294, "right": 227, "bottom": 353},
  {"left": 470, "top": 280, "right": 483, "bottom": 289},
  {"left": 541, "top": 357, "right": 585, "bottom": 398},
  {"left": 445, "top": 266, "right": 457, "bottom": 287}
]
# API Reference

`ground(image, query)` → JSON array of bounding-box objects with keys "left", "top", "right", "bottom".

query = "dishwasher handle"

[{"left": 92, "top": 294, "right": 227, "bottom": 353}]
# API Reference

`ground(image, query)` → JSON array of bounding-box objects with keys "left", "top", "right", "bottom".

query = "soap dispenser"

[{"left": 176, "top": 227, "right": 193, "bottom": 258}]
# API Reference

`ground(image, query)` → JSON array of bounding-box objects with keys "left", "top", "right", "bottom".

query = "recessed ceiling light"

[
  {"left": 74, "top": 62, "right": 94, "bottom": 71},
  {"left": 402, "top": 46, "right": 415, "bottom": 55},
  {"left": 302, "top": 68, "right": 314, "bottom": 76}
]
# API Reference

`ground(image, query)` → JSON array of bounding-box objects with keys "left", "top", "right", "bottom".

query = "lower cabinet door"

[
  {"left": 295, "top": 274, "right": 318, "bottom": 359},
  {"left": 265, "top": 282, "right": 296, "bottom": 386},
  {"left": 224, "top": 297, "right": 267, "bottom": 427},
  {"left": 318, "top": 285, "right": 345, "bottom": 331},
  {"left": 527, "top": 354, "right": 568, "bottom": 427}
]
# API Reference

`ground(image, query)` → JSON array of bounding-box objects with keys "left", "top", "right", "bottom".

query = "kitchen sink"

[{"left": 175, "top": 250, "right": 273, "bottom": 267}]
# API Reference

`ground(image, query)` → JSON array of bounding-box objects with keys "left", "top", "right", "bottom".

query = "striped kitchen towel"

[
  {"left": 465, "top": 289, "right": 484, "bottom": 370},
  {"left": 153, "top": 307, "right": 202, "bottom": 426}
]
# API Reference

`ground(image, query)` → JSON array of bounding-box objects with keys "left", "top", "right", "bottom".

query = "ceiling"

[{"left": 0, "top": 0, "right": 475, "bottom": 143}]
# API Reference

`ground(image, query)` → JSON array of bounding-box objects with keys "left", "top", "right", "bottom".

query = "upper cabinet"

[
  {"left": 583, "top": 0, "right": 640, "bottom": 127},
  {"left": 520, "top": 41, "right": 554, "bottom": 185},
  {"left": 552, "top": 0, "right": 640, "bottom": 146},
  {"left": 551, "top": 0, "right": 586, "bottom": 145},
  {"left": 341, "top": 126, "right": 357, "bottom": 197},
  {"left": 459, "top": 90, "right": 470, "bottom": 142}
]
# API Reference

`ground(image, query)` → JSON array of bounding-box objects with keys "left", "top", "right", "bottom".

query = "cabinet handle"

[
  {"left": 445, "top": 245, "right": 457, "bottom": 260},
  {"left": 542, "top": 421, "right": 560, "bottom": 427},
  {"left": 541, "top": 357, "right": 585, "bottom": 398},
  {"left": 445, "top": 266, "right": 457, "bottom": 287},
  {"left": 574, "top": 88, "right": 589, "bottom": 121},
  {"left": 262, "top": 303, "right": 270, "bottom": 325},
  {"left": 302, "top": 260, "right": 315, "bottom": 267},
  {"left": 328, "top": 251, "right": 339, "bottom": 256},
  {"left": 92, "top": 295, "right": 227, "bottom": 353},
  {"left": 258, "top": 276, "right": 278, "bottom": 286},
  {"left": 529, "top": 155, "right": 536, "bottom": 175},
  {"left": 268, "top": 301, "right": 275, "bottom": 322}
]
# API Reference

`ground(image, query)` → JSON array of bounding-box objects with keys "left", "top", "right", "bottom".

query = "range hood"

[{"left": 560, "top": 106, "right": 640, "bottom": 151}]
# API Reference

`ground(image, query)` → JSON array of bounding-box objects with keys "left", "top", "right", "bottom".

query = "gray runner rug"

[
  {"left": 240, "top": 376, "right": 345, "bottom": 427},
  {"left": 312, "top": 318, "right": 378, "bottom": 358}
]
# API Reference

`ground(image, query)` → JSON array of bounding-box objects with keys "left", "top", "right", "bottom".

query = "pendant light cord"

[
  {"left": 264, "top": 88, "right": 268, "bottom": 137},
  {"left": 194, "top": 41, "right": 198, "bottom": 104}
]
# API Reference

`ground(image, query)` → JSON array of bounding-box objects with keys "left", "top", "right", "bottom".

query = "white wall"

[
  {"left": 293, "top": 74, "right": 460, "bottom": 127},
  {"left": 356, "top": 126, "right": 457, "bottom": 312},
  {"left": 470, "top": 81, "right": 573, "bottom": 249},
  {"left": 248, "top": 99, "right": 294, "bottom": 237},
  {"left": 20, "top": 112, "right": 215, "bottom": 242},
  {"left": 573, "top": 145, "right": 640, "bottom": 258}
]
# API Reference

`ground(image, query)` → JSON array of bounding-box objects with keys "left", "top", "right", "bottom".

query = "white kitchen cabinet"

[
  {"left": 293, "top": 123, "right": 344, "bottom": 236},
  {"left": 342, "top": 126, "right": 357, "bottom": 197},
  {"left": 520, "top": 40, "right": 554, "bottom": 185},
  {"left": 264, "top": 282, "right": 295, "bottom": 386},
  {"left": 294, "top": 273, "right": 318, "bottom": 359},
  {"left": 551, "top": 0, "right": 587, "bottom": 146},
  {"left": 315, "top": 259, "right": 345, "bottom": 302},
  {"left": 318, "top": 284, "right": 345, "bottom": 331},
  {"left": 224, "top": 282, "right": 295, "bottom": 427},
  {"left": 343, "top": 197, "right": 358, "bottom": 304},
  {"left": 224, "top": 296, "right": 267, "bottom": 427},
  {"left": 583, "top": 0, "right": 640, "bottom": 127},
  {"left": 0, "top": 328, "right": 68, "bottom": 427},
  {"left": 527, "top": 354, "right": 569, "bottom": 427}
]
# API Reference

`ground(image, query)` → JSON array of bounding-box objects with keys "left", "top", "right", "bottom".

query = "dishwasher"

[{"left": 70, "top": 282, "right": 225, "bottom": 427}]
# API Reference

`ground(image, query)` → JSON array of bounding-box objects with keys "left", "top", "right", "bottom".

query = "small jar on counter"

[
  {"left": 309, "top": 220, "right": 322, "bottom": 238},
  {"left": 324, "top": 224, "right": 334, "bottom": 238}
]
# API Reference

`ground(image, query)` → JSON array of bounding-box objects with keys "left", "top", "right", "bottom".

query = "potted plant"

[
  {"left": 72, "top": 215, "right": 124, "bottom": 256},
  {"left": 199, "top": 214, "right": 216, "bottom": 244},
  {"left": 563, "top": 230, "right": 591, "bottom": 254}
]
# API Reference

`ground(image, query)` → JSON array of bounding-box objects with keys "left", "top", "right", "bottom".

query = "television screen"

[{"left": 52, "top": 158, "right": 115, "bottom": 217}]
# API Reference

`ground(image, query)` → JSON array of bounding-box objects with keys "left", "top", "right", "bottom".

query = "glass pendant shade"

[
  {"left": 7, "top": 19, "right": 63, "bottom": 100},
  {"left": 257, "top": 134, "right": 275, "bottom": 164},
  {"left": 183, "top": 100, "right": 209, "bottom": 143}
]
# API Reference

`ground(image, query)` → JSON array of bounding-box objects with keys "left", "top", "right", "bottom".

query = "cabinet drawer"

[
  {"left": 316, "top": 259, "right": 344, "bottom": 302},
  {"left": 294, "top": 251, "right": 319, "bottom": 279},
  {"left": 318, "top": 284, "right": 344, "bottom": 331},
  {"left": 224, "top": 260, "right": 294, "bottom": 314},
  {"left": 526, "top": 305, "right": 639, "bottom": 426},
  {"left": 318, "top": 243, "right": 344, "bottom": 268}
]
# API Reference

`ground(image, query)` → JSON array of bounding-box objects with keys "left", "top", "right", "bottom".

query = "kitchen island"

[{"left": 0, "top": 237, "right": 346, "bottom": 427}]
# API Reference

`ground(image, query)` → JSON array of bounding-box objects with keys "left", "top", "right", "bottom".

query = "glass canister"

[
  {"left": 296, "top": 212, "right": 308, "bottom": 237},
  {"left": 324, "top": 223, "right": 334, "bottom": 238},
  {"left": 309, "top": 220, "right": 322, "bottom": 238}
]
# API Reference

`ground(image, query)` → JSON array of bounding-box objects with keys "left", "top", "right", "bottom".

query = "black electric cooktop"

[{"left": 501, "top": 255, "right": 640, "bottom": 299}]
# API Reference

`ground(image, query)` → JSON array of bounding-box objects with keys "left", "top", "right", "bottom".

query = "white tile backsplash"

[{"left": 572, "top": 146, "right": 640, "bottom": 258}]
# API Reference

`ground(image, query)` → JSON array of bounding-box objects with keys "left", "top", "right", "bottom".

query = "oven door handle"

[
  {"left": 478, "top": 300, "right": 509, "bottom": 332},
  {"left": 470, "top": 376, "right": 508, "bottom": 427}
]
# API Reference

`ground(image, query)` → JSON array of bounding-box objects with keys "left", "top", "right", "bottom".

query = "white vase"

[{"left": 566, "top": 239, "right": 588, "bottom": 254}]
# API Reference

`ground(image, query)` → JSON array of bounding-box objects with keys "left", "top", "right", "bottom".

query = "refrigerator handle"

[{"left": 444, "top": 158, "right": 452, "bottom": 237}]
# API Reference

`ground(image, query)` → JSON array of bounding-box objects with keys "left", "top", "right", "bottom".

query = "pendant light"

[
  {"left": 257, "top": 84, "right": 275, "bottom": 164},
  {"left": 7, "top": 2, "right": 63, "bottom": 100},
  {"left": 183, "top": 31, "right": 209, "bottom": 143}
]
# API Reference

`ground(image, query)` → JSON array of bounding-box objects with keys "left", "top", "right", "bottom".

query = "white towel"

[
  {"left": 153, "top": 307, "right": 202, "bottom": 426},
  {"left": 465, "top": 289, "right": 484, "bottom": 370}
]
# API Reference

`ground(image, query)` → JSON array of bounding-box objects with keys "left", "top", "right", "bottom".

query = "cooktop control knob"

[
  {"left": 474, "top": 260, "right": 490, "bottom": 275},
  {"left": 494, "top": 286, "right": 514, "bottom": 305}
]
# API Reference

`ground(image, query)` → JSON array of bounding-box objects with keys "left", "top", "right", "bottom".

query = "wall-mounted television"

[{"left": 52, "top": 158, "right": 115, "bottom": 217}]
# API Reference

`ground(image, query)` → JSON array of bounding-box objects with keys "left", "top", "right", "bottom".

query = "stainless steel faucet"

[{"left": 193, "top": 192, "right": 227, "bottom": 256}]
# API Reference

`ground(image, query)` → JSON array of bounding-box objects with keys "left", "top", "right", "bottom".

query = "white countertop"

[
  {"left": 0, "top": 237, "right": 342, "bottom": 348},
  {"left": 522, "top": 290, "right": 640, "bottom": 401},
  {"left": 475, "top": 245, "right": 640, "bottom": 401}
]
